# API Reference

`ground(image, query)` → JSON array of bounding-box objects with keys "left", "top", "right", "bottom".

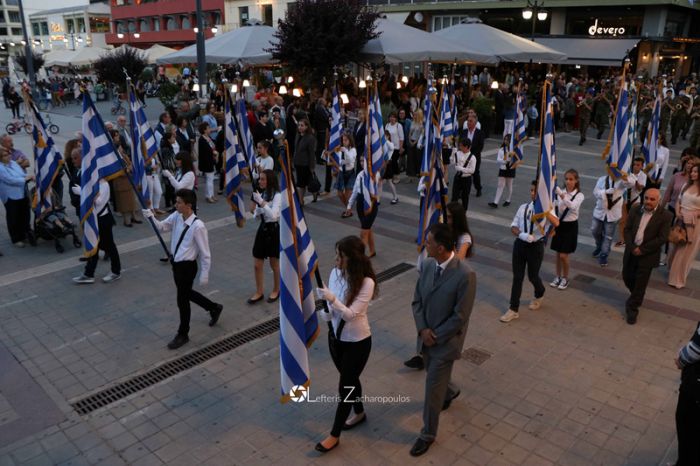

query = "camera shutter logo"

[{"left": 289, "top": 385, "right": 309, "bottom": 402}]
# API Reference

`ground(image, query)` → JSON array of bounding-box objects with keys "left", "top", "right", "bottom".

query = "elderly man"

[
  {"left": 621, "top": 188, "right": 672, "bottom": 324},
  {"left": 1, "top": 134, "right": 30, "bottom": 170},
  {"left": 116, "top": 116, "right": 132, "bottom": 156}
]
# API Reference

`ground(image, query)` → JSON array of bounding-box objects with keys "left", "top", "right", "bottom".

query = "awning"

[{"left": 534, "top": 38, "right": 640, "bottom": 67}]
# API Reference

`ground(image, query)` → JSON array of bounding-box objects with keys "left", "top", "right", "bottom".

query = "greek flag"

[
  {"left": 235, "top": 93, "right": 256, "bottom": 173},
  {"left": 279, "top": 150, "right": 320, "bottom": 402},
  {"left": 370, "top": 85, "right": 390, "bottom": 174},
  {"left": 224, "top": 91, "right": 248, "bottom": 228},
  {"left": 642, "top": 91, "right": 661, "bottom": 177},
  {"left": 327, "top": 86, "right": 343, "bottom": 174},
  {"left": 127, "top": 84, "right": 150, "bottom": 203},
  {"left": 439, "top": 85, "right": 454, "bottom": 144},
  {"left": 628, "top": 84, "right": 638, "bottom": 152},
  {"left": 532, "top": 84, "right": 557, "bottom": 231},
  {"left": 29, "top": 102, "right": 63, "bottom": 217},
  {"left": 80, "top": 92, "right": 124, "bottom": 257},
  {"left": 416, "top": 152, "right": 448, "bottom": 250},
  {"left": 510, "top": 90, "right": 527, "bottom": 163},
  {"left": 606, "top": 83, "right": 631, "bottom": 180},
  {"left": 421, "top": 88, "right": 439, "bottom": 176}
]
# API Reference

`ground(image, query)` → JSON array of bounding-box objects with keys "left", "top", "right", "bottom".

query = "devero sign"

[{"left": 588, "top": 19, "right": 626, "bottom": 36}]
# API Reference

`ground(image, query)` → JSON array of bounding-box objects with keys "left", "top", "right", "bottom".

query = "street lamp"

[{"left": 522, "top": 0, "right": 547, "bottom": 41}]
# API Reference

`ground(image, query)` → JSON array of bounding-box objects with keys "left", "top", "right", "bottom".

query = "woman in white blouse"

[
  {"left": 248, "top": 169, "right": 281, "bottom": 304},
  {"left": 550, "top": 169, "right": 584, "bottom": 290},
  {"left": 163, "top": 152, "right": 196, "bottom": 191},
  {"left": 315, "top": 236, "right": 377, "bottom": 453},
  {"left": 336, "top": 133, "right": 357, "bottom": 217}
]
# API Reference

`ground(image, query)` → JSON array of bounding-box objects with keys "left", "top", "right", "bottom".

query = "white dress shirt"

[
  {"left": 385, "top": 122, "right": 404, "bottom": 147},
  {"left": 153, "top": 212, "right": 212, "bottom": 281},
  {"left": 511, "top": 201, "right": 545, "bottom": 241},
  {"left": 347, "top": 170, "right": 380, "bottom": 210},
  {"left": 450, "top": 150, "right": 476, "bottom": 177},
  {"left": 339, "top": 147, "right": 357, "bottom": 172},
  {"left": 254, "top": 191, "right": 281, "bottom": 222},
  {"left": 634, "top": 207, "right": 656, "bottom": 246},
  {"left": 319, "top": 268, "right": 373, "bottom": 342},
  {"left": 166, "top": 170, "right": 195, "bottom": 191},
  {"left": 555, "top": 189, "right": 584, "bottom": 222},
  {"left": 592, "top": 175, "right": 625, "bottom": 222},
  {"left": 496, "top": 148, "right": 514, "bottom": 170},
  {"left": 626, "top": 171, "right": 647, "bottom": 205}
]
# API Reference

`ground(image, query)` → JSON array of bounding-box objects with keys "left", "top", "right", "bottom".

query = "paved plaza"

[{"left": 0, "top": 100, "right": 698, "bottom": 466}]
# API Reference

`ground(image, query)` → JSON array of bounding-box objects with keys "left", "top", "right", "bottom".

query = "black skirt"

[
  {"left": 357, "top": 199, "right": 378, "bottom": 230},
  {"left": 252, "top": 221, "right": 280, "bottom": 259},
  {"left": 382, "top": 150, "right": 399, "bottom": 180},
  {"left": 498, "top": 167, "right": 516, "bottom": 178},
  {"left": 550, "top": 220, "right": 578, "bottom": 253}
]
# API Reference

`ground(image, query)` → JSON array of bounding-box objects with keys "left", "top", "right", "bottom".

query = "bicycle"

[
  {"left": 5, "top": 116, "right": 32, "bottom": 135},
  {"left": 42, "top": 113, "right": 60, "bottom": 135}
]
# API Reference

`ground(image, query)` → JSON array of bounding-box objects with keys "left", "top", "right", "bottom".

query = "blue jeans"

[{"left": 591, "top": 217, "right": 617, "bottom": 262}]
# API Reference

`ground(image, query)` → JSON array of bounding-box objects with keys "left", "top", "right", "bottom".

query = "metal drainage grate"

[
  {"left": 573, "top": 274, "right": 597, "bottom": 284},
  {"left": 462, "top": 347, "right": 492, "bottom": 366},
  {"left": 71, "top": 262, "right": 414, "bottom": 416}
]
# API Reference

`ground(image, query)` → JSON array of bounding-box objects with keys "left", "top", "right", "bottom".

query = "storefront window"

[
  {"left": 89, "top": 16, "right": 110, "bottom": 33},
  {"left": 77, "top": 18, "right": 86, "bottom": 33},
  {"left": 66, "top": 18, "right": 75, "bottom": 34}
]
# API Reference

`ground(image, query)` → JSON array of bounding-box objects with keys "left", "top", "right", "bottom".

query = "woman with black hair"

[
  {"left": 315, "top": 235, "right": 377, "bottom": 453},
  {"left": 445, "top": 202, "right": 474, "bottom": 259},
  {"left": 248, "top": 169, "right": 281, "bottom": 304}
]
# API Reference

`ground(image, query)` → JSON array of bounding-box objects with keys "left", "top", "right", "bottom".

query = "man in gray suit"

[{"left": 410, "top": 223, "right": 477, "bottom": 457}]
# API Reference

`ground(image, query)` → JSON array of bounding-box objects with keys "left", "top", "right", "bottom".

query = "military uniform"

[
  {"left": 578, "top": 96, "right": 593, "bottom": 145},
  {"left": 638, "top": 96, "right": 653, "bottom": 145},
  {"left": 671, "top": 95, "right": 691, "bottom": 144},
  {"left": 594, "top": 91, "right": 613, "bottom": 139},
  {"left": 660, "top": 95, "right": 674, "bottom": 139}
]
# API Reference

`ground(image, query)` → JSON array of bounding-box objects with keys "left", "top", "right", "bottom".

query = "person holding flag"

[
  {"left": 142, "top": 189, "right": 223, "bottom": 349},
  {"left": 73, "top": 92, "right": 124, "bottom": 284},
  {"left": 489, "top": 134, "right": 517, "bottom": 208},
  {"left": 344, "top": 156, "right": 380, "bottom": 258}
]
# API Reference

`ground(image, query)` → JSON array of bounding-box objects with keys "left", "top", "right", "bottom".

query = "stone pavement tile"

[
  {"left": 71, "top": 431, "right": 103, "bottom": 452},
  {"left": 141, "top": 431, "right": 170, "bottom": 453},
  {"left": 567, "top": 439, "right": 599, "bottom": 460},
  {"left": 152, "top": 439, "right": 192, "bottom": 464},
  {"left": 118, "top": 441, "right": 150, "bottom": 464},
  {"left": 591, "top": 448, "right": 626, "bottom": 465},
  {"left": 580, "top": 426, "right": 609, "bottom": 448},
  {"left": 38, "top": 430, "right": 69, "bottom": 452},
  {"left": 56, "top": 455, "right": 90, "bottom": 466},
  {"left": 497, "top": 443, "right": 530, "bottom": 464},
  {"left": 45, "top": 442, "right": 80, "bottom": 465},
  {"left": 512, "top": 430, "right": 539, "bottom": 451},
  {"left": 81, "top": 442, "right": 116, "bottom": 465},
  {"left": 8, "top": 441, "right": 44, "bottom": 463},
  {"left": 464, "top": 443, "right": 497, "bottom": 464},
  {"left": 92, "top": 454, "right": 126, "bottom": 466},
  {"left": 15, "top": 453, "right": 54, "bottom": 466}
]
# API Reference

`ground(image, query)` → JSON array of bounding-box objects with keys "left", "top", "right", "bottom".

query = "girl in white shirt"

[
  {"left": 248, "top": 169, "right": 282, "bottom": 304},
  {"left": 345, "top": 157, "right": 380, "bottom": 257},
  {"left": 337, "top": 133, "right": 357, "bottom": 217},
  {"left": 550, "top": 169, "right": 585, "bottom": 290},
  {"left": 315, "top": 235, "right": 377, "bottom": 453},
  {"left": 163, "top": 152, "right": 196, "bottom": 191},
  {"left": 490, "top": 134, "right": 517, "bottom": 208},
  {"left": 649, "top": 134, "right": 670, "bottom": 188}
]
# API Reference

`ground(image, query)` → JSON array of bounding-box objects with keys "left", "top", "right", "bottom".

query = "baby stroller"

[{"left": 31, "top": 187, "right": 82, "bottom": 253}]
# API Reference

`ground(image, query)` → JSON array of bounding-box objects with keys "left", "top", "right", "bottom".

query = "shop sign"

[{"left": 588, "top": 19, "right": 626, "bottom": 37}]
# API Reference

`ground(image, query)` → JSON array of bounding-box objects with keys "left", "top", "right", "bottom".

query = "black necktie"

[{"left": 434, "top": 265, "right": 442, "bottom": 283}]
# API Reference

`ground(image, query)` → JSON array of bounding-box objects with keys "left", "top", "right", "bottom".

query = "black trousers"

[
  {"left": 675, "top": 367, "right": 700, "bottom": 466},
  {"left": 622, "top": 255, "right": 653, "bottom": 319},
  {"left": 451, "top": 174, "right": 472, "bottom": 212},
  {"left": 85, "top": 213, "right": 121, "bottom": 277},
  {"left": 510, "top": 239, "right": 545, "bottom": 311},
  {"left": 4, "top": 197, "right": 31, "bottom": 244},
  {"left": 163, "top": 177, "right": 176, "bottom": 207},
  {"left": 172, "top": 260, "right": 217, "bottom": 337},
  {"left": 324, "top": 163, "right": 333, "bottom": 193},
  {"left": 329, "top": 335, "right": 372, "bottom": 437},
  {"left": 10, "top": 103, "right": 20, "bottom": 119},
  {"left": 471, "top": 153, "right": 482, "bottom": 193}
]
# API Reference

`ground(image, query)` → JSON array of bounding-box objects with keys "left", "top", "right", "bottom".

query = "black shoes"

[
  {"left": 488, "top": 202, "right": 498, "bottom": 208},
  {"left": 314, "top": 439, "right": 339, "bottom": 453},
  {"left": 404, "top": 356, "right": 424, "bottom": 370},
  {"left": 503, "top": 201, "right": 511, "bottom": 207},
  {"left": 209, "top": 304, "right": 223, "bottom": 326},
  {"left": 626, "top": 312, "right": 638, "bottom": 325},
  {"left": 247, "top": 295, "right": 264, "bottom": 305},
  {"left": 167, "top": 334, "right": 189, "bottom": 350},
  {"left": 475, "top": 190, "right": 482, "bottom": 198},
  {"left": 266, "top": 293, "right": 280, "bottom": 303},
  {"left": 409, "top": 438, "right": 433, "bottom": 457},
  {"left": 442, "top": 389, "right": 460, "bottom": 410},
  {"left": 342, "top": 412, "right": 367, "bottom": 430}
]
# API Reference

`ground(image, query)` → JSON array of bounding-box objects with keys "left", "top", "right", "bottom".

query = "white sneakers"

[
  {"left": 528, "top": 297, "right": 543, "bottom": 310},
  {"left": 102, "top": 273, "right": 121, "bottom": 283},
  {"left": 499, "top": 309, "right": 519, "bottom": 323},
  {"left": 73, "top": 273, "right": 121, "bottom": 284},
  {"left": 550, "top": 277, "right": 569, "bottom": 290}
]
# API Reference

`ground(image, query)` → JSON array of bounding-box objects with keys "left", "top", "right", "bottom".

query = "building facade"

[
  {"left": 224, "top": 0, "right": 289, "bottom": 29},
  {"left": 28, "top": 2, "right": 111, "bottom": 52},
  {"left": 105, "top": 0, "right": 225, "bottom": 49}
]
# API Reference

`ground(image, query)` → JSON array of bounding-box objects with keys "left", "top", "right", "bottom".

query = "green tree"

[
  {"left": 14, "top": 51, "right": 44, "bottom": 75},
  {"left": 93, "top": 47, "right": 148, "bottom": 92},
  {"left": 269, "top": 0, "right": 379, "bottom": 87}
]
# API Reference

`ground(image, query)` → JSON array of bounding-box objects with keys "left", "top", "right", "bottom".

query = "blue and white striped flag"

[
  {"left": 29, "top": 102, "right": 63, "bottom": 217},
  {"left": 368, "top": 85, "right": 387, "bottom": 180},
  {"left": 416, "top": 153, "right": 448, "bottom": 250},
  {"left": 606, "top": 82, "right": 631, "bottom": 180},
  {"left": 235, "top": 94, "right": 256, "bottom": 173},
  {"left": 224, "top": 91, "right": 248, "bottom": 228},
  {"left": 510, "top": 89, "right": 527, "bottom": 163},
  {"left": 279, "top": 150, "right": 320, "bottom": 402},
  {"left": 421, "top": 88, "right": 438, "bottom": 176},
  {"left": 627, "top": 83, "right": 638, "bottom": 153},
  {"left": 642, "top": 89, "right": 661, "bottom": 176},
  {"left": 127, "top": 84, "right": 150, "bottom": 203},
  {"left": 327, "top": 86, "right": 343, "bottom": 174},
  {"left": 532, "top": 84, "right": 557, "bottom": 232},
  {"left": 439, "top": 85, "right": 454, "bottom": 145},
  {"left": 80, "top": 92, "right": 124, "bottom": 257}
]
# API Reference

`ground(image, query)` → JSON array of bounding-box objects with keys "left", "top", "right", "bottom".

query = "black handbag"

[{"left": 308, "top": 171, "right": 321, "bottom": 194}]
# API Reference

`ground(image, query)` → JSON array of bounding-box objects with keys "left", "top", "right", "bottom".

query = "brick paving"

[{"left": 0, "top": 102, "right": 698, "bottom": 465}]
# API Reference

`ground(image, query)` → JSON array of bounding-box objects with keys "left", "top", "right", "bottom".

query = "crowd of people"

[{"left": 1, "top": 64, "right": 700, "bottom": 463}]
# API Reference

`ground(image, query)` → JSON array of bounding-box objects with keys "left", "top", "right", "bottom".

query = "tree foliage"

[
  {"left": 93, "top": 47, "right": 148, "bottom": 91},
  {"left": 14, "top": 51, "right": 44, "bottom": 75},
  {"left": 269, "top": 0, "right": 380, "bottom": 86}
]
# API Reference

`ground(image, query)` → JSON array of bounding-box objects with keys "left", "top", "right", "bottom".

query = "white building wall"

[{"left": 223, "top": 0, "right": 289, "bottom": 30}]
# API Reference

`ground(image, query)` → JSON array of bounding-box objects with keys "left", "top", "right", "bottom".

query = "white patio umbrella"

[
  {"left": 434, "top": 19, "right": 567, "bottom": 63},
  {"left": 157, "top": 24, "right": 276, "bottom": 65},
  {"left": 50, "top": 47, "right": 108, "bottom": 67},
  {"left": 360, "top": 18, "right": 496, "bottom": 64},
  {"left": 43, "top": 49, "right": 76, "bottom": 67},
  {"left": 144, "top": 44, "right": 177, "bottom": 65}
]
